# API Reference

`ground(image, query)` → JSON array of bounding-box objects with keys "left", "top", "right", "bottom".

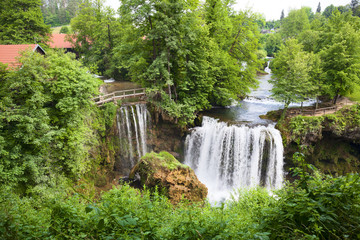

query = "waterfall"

[
  {"left": 184, "top": 117, "right": 284, "bottom": 203},
  {"left": 264, "top": 60, "right": 271, "bottom": 74},
  {"left": 117, "top": 103, "right": 150, "bottom": 173}
]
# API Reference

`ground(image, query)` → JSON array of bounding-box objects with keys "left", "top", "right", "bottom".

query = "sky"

[{"left": 104, "top": 0, "right": 351, "bottom": 21}]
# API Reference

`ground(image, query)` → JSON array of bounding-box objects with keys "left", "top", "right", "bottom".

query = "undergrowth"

[{"left": 1, "top": 165, "right": 360, "bottom": 239}]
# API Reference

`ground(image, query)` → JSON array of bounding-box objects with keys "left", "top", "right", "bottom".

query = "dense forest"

[{"left": 1, "top": 0, "right": 360, "bottom": 239}]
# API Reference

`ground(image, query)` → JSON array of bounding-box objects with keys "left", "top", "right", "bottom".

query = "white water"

[
  {"left": 184, "top": 117, "right": 284, "bottom": 203},
  {"left": 117, "top": 104, "right": 149, "bottom": 173},
  {"left": 264, "top": 60, "right": 271, "bottom": 74},
  {"left": 183, "top": 65, "right": 296, "bottom": 203}
]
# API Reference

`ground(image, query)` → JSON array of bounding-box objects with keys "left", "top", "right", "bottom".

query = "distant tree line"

[{"left": 41, "top": 0, "right": 84, "bottom": 27}]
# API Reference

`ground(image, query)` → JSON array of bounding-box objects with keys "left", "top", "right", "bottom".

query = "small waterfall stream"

[{"left": 117, "top": 103, "right": 150, "bottom": 173}]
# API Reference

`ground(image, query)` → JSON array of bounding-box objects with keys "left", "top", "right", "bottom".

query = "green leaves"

[
  {"left": 0, "top": 50, "right": 100, "bottom": 190},
  {"left": 0, "top": 0, "right": 50, "bottom": 44}
]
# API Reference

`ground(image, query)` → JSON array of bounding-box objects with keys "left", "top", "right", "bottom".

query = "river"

[{"left": 184, "top": 71, "right": 314, "bottom": 203}]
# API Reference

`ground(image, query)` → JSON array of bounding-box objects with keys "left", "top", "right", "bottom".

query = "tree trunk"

[
  {"left": 173, "top": 85, "right": 178, "bottom": 101},
  {"left": 280, "top": 101, "right": 290, "bottom": 122},
  {"left": 229, "top": 29, "right": 242, "bottom": 54},
  {"left": 107, "top": 23, "right": 112, "bottom": 50},
  {"left": 167, "top": 47, "right": 172, "bottom": 99},
  {"left": 333, "top": 89, "right": 340, "bottom": 105},
  {"left": 148, "top": 16, "right": 156, "bottom": 60}
]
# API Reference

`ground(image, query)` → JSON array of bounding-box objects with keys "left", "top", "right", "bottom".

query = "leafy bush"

[
  {"left": 0, "top": 50, "right": 101, "bottom": 190},
  {"left": 1, "top": 170, "right": 359, "bottom": 240},
  {"left": 59, "top": 26, "right": 70, "bottom": 34},
  {"left": 263, "top": 154, "right": 360, "bottom": 239}
]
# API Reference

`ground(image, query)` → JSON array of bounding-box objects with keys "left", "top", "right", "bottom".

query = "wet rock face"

[{"left": 129, "top": 151, "right": 207, "bottom": 204}]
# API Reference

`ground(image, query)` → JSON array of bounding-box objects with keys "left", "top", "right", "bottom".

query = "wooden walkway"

[
  {"left": 289, "top": 99, "right": 356, "bottom": 117},
  {"left": 93, "top": 88, "right": 146, "bottom": 106}
]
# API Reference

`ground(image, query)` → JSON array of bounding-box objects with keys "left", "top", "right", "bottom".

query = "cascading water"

[
  {"left": 264, "top": 60, "right": 271, "bottom": 74},
  {"left": 183, "top": 64, "right": 303, "bottom": 203},
  {"left": 185, "top": 117, "right": 284, "bottom": 202},
  {"left": 117, "top": 103, "right": 150, "bottom": 174}
]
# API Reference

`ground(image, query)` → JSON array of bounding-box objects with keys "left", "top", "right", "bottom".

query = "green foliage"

[
  {"left": 263, "top": 154, "right": 360, "bottom": 239},
  {"left": 0, "top": 0, "right": 50, "bottom": 44},
  {"left": 70, "top": 0, "right": 121, "bottom": 77},
  {"left": 0, "top": 50, "right": 101, "bottom": 190},
  {"left": 325, "top": 104, "right": 360, "bottom": 135},
  {"left": 270, "top": 38, "right": 320, "bottom": 120},
  {"left": 41, "top": 0, "right": 83, "bottom": 27},
  {"left": 281, "top": 8, "right": 311, "bottom": 39},
  {"left": 319, "top": 11, "right": 360, "bottom": 102},
  {"left": 101, "top": 102, "right": 118, "bottom": 131},
  {"left": 289, "top": 116, "right": 324, "bottom": 144},
  {"left": 347, "top": 83, "right": 360, "bottom": 102},
  {"left": 2, "top": 170, "right": 360, "bottom": 240},
  {"left": 113, "top": 0, "right": 261, "bottom": 125},
  {"left": 263, "top": 32, "right": 282, "bottom": 57},
  {"left": 59, "top": 26, "right": 70, "bottom": 34}
]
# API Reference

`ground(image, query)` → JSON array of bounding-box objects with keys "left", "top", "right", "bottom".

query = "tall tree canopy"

[
  {"left": 70, "top": 0, "right": 120, "bottom": 76},
  {"left": 112, "top": 0, "right": 261, "bottom": 124},
  {"left": 319, "top": 11, "right": 360, "bottom": 103},
  {"left": 281, "top": 8, "right": 311, "bottom": 38},
  {"left": 0, "top": 0, "right": 50, "bottom": 44},
  {"left": 270, "top": 38, "right": 319, "bottom": 119},
  {"left": 0, "top": 50, "right": 100, "bottom": 189}
]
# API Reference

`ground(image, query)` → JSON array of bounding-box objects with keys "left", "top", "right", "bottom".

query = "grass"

[
  {"left": 347, "top": 83, "right": 360, "bottom": 102},
  {"left": 51, "top": 25, "right": 71, "bottom": 34}
]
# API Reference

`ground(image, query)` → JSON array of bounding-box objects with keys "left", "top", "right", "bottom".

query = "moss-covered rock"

[{"left": 129, "top": 151, "right": 207, "bottom": 204}]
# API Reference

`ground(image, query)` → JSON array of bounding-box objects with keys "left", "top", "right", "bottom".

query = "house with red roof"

[
  {"left": 0, "top": 44, "right": 45, "bottom": 69},
  {"left": 49, "top": 34, "right": 74, "bottom": 50}
]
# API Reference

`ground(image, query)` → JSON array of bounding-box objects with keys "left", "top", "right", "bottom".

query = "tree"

[
  {"left": 70, "top": 0, "right": 120, "bottom": 76},
  {"left": 204, "top": 1, "right": 261, "bottom": 105},
  {"left": 350, "top": 0, "right": 359, "bottom": 10},
  {"left": 323, "top": 4, "right": 336, "bottom": 18},
  {"left": 281, "top": 8, "right": 311, "bottom": 38},
  {"left": 0, "top": 50, "right": 100, "bottom": 189},
  {"left": 115, "top": 0, "right": 261, "bottom": 124},
  {"left": 270, "top": 39, "right": 319, "bottom": 120},
  {"left": 0, "top": 0, "right": 50, "bottom": 44},
  {"left": 350, "top": 0, "right": 360, "bottom": 16},
  {"left": 60, "top": 26, "right": 70, "bottom": 34},
  {"left": 319, "top": 11, "right": 360, "bottom": 103},
  {"left": 41, "top": 0, "right": 84, "bottom": 26},
  {"left": 316, "top": 2, "right": 321, "bottom": 13},
  {"left": 280, "top": 9, "right": 285, "bottom": 21}
]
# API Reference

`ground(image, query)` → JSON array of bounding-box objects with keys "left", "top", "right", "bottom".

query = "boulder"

[{"left": 129, "top": 151, "right": 207, "bottom": 204}]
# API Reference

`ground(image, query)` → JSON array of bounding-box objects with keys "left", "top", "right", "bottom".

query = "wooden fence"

[
  {"left": 93, "top": 88, "right": 146, "bottom": 106},
  {"left": 290, "top": 99, "right": 355, "bottom": 117}
]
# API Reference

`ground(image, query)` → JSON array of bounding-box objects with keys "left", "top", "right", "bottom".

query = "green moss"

[{"left": 141, "top": 151, "right": 188, "bottom": 171}]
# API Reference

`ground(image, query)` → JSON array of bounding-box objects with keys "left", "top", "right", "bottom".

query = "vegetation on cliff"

[{"left": 280, "top": 104, "right": 360, "bottom": 145}]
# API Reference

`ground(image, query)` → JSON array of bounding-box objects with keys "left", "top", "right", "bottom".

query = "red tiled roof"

[
  {"left": 0, "top": 44, "right": 45, "bottom": 69},
  {"left": 49, "top": 34, "right": 74, "bottom": 49}
]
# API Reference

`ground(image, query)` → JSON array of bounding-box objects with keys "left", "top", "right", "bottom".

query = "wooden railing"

[
  {"left": 93, "top": 88, "right": 146, "bottom": 106},
  {"left": 301, "top": 106, "right": 338, "bottom": 116},
  {"left": 289, "top": 99, "right": 355, "bottom": 117}
]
